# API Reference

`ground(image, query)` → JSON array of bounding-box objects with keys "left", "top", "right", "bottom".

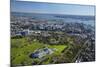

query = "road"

[{"left": 71, "top": 39, "right": 90, "bottom": 62}]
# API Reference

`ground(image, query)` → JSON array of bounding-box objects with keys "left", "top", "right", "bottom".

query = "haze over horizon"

[{"left": 11, "top": 0, "right": 95, "bottom": 16}]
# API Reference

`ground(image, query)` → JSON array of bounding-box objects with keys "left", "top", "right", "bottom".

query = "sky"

[{"left": 11, "top": 0, "right": 95, "bottom": 16}]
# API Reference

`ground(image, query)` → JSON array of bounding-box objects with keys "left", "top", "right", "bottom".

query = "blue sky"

[{"left": 11, "top": 0, "right": 95, "bottom": 16}]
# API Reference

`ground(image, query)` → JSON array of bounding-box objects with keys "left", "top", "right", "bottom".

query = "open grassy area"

[
  {"left": 48, "top": 45, "right": 67, "bottom": 55},
  {"left": 11, "top": 37, "right": 68, "bottom": 66}
]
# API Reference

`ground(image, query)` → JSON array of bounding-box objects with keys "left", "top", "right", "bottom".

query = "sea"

[{"left": 11, "top": 12, "right": 95, "bottom": 27}]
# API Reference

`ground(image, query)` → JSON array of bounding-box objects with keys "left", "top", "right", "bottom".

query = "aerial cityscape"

[{"left": 11, "top": 1, "right": 95, "bottom": 66}]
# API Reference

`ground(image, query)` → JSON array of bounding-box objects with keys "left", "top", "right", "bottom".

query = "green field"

[{"left": 11, "top": 37, "right": 68, "bottom": 66}]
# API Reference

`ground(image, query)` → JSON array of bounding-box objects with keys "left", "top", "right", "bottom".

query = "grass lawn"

[
  {"left": 11, "top": 37, "right": 68, "bottom": 65},
  {"left": 48, "top": 45, "right": 67, "bottom": 55}
]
